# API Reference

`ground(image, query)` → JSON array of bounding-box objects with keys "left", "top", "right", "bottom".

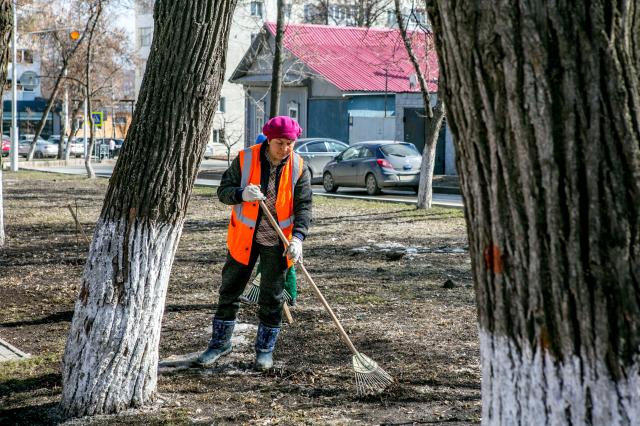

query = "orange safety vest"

[{"left": 227, "top": 144, "right": 304, "bottom": 267}]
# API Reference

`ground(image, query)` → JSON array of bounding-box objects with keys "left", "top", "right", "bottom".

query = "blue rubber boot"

[
  {"left": 254, "top": 323, "right": 280, "bottom": 371},
  {"left": 196, "top": 319, "right": 235, "bottom": 367}
]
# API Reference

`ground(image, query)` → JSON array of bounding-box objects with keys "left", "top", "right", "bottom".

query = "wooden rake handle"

[{"left": 259, "top": 200, "right": 358, "bottom": 355}]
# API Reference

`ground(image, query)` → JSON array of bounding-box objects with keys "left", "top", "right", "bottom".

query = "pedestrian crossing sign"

[{"left": 91, "top": 111, "right": 104, "bottom": 128}]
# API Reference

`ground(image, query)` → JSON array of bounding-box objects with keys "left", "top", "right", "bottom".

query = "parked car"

[
  {"left": 48, "top": 135, "right": 84, "bottom": 158},
  {"left": 204, "top": 143, "right": 216, "bottom": 159},
  {"left": 2, "top": 135, "right": 10, "bottom": 157},
  {"left": 294, "top": 138, "right": 349, "bottom": 183},
  {"left": 18, "top": 139, "right": 58, "bottom": 158},
  {"left": 322, "top": 141, "right": 422, "bottom": 195}
]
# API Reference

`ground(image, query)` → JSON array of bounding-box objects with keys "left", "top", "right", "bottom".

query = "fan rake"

[{"left": 259, "top": 200, "right": 393, "bottom": 396}]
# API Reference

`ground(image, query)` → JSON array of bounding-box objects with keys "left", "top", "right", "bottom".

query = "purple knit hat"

[{"left": 262, "top": 116, "right": 303, "bottom": 141}]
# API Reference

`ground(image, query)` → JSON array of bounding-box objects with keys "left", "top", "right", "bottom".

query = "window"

[
  {"left": 211, "top": 129, "right": 221, "bottom": 144},
  {"left": 250, "top": 1, "right": 263, "bottom": 17},
  {"left": 327, "top": 141, "right": 348, "bottom": 153},
  {"left": 305, "top": 141, "right": 328, "bottom": 153},
  {"left": 345, "top": 6, "right": 357, "bottom": 26},
  {"left": 287, "top": 100, "right": 299, "bottom": 120},
  {"left": 386, "top": 10, "right": 397, "bottom": 26},
  {"left": 217, "top": 97, "right": 226, "bottom": 113},
  {"left": 136, "top": 0, "right": 154, "bottom": 14},
  {"left": 359, "top": 147, "right": 375, "bottom": 158},
  {"left": 21, "top": 49, "right": 33, "bottom": 64},
  {"left": 256, "top": 99, "right": 265, "bottom": 140},
  {"left": 329, "top": 4, "right": 346, "bottom": 22},
  {"left": 381, "top": 143, "right": 420, "bottom": 157},
  {"left": 304, "top": 4, "right": 319, "bottom": 22},
  {"left": 284, "top": 3, "right": 292, "bottom": 18},
  {"left": 341, "top": 147, "right": 360, "bottom": 161},
  {"left": 412, "top": 9, "right": 426, "bottom": 24},
  {"left": 138, "top": 27, "right": 153, "bottom": 47}
]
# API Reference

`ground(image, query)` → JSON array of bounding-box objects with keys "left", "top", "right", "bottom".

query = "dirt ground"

[{"left": 0, "top": 171, "right": 480, "bottom": 425}]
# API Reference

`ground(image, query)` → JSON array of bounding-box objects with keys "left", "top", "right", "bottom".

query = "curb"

[{"left": 0, "top": 337, "right": 31, "bottom": 362}]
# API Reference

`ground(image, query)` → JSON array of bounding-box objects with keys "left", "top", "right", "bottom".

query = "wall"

[{"left": 395, "top": 92, "right": 457, "bottom": 175}]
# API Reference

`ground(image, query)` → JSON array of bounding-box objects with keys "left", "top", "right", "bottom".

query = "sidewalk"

[{"left": 0, "top": 337, "right": 30, "bottom": 362}]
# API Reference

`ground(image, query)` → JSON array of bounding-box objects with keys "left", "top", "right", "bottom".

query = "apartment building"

[
  {"left": 134, "top": 0, "right": 425, "bottom": 156},
  {"left": 2, "top": 47, "right": 63, "bottom": 137}
]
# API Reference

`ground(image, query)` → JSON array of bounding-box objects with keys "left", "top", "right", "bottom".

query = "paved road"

[{"left": 23, "top": 159, "right": 463, "bottom": 208}]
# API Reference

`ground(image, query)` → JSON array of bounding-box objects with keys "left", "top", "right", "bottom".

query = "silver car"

[
  {"left": 294, "top": 138, "right": 348, "bottom": 183},
  {"left": 49, "top": 136, "right": 84, "bottom": 158},
  {"left": 18, "top": 139, "right": 58, "bottom": 158},
  {"left": 322, "top": 141, "right": 422, "bottom": 195}
]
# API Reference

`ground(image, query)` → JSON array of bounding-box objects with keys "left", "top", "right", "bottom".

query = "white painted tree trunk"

[
  {"left": 61, "top": 217, "right": 183, "bottom": 416},
  {"left": 480, "top": 331, "right": 640, "bottom": 424},
  {"left": 60, "top": 0, "right": 236, "bottom": 417},
  {"left": 427, "top": 1, "right": 640, "bottom": 424}
]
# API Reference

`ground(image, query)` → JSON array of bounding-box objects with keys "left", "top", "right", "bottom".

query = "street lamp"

[{"left": 10, "top": 0, "right": 18, "bottom": 172}]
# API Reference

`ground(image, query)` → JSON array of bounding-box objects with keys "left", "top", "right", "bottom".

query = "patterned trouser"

[{"left": 214, "top": 243, "right": 287, "bottom": 327}]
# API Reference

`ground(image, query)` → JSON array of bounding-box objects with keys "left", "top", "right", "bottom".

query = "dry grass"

[{"left": 0, "top": 170, "right": 480, "bottom": 425}]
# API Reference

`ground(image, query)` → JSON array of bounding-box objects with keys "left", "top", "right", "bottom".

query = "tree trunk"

[
  {"left": 394, "top": 0, "right": 444, "bottom": 209},
  {"left": 427, "top": 1, "right": 640, "bottom": 424},
  {"left": 269, "top": 0, "right": 284, "bottom": 118},
  {"left": 27, "top": 76, "right": 64, "bottom": 160},
  {"left": 416, "top": 100, "right": 444, "bottom": 208},
  {"left": 65, "top": 98, "right": 84, "bottom": 161},
  {"left": 61, "top": 0, "right": 237, "bottom": 417},
  {"left": 0, "top": 0, "right": 12, "bottom": 247}
]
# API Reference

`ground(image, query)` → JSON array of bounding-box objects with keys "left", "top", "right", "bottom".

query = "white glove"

[
  {"left": 242, "top": 184, "right": 265, "bottom": 202},
  {"left": 285, "top": 237, "right": 303, "bottom": 263}
]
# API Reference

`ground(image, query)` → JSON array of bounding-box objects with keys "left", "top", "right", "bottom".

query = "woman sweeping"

[{"left": 197, "top": 116, "right": 312, "bottom": 370}]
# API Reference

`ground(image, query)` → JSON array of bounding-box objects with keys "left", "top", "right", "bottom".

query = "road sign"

[{"left": 91, "top": 111, "right": 104, "bottom": 128}]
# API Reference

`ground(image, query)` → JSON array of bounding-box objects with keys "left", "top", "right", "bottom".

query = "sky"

[{"left": 113, "top": 3, "right": 137, "bottom": 45}]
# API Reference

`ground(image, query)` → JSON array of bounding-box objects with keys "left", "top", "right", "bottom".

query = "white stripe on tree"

[
  {"left": 480, "top": 329, "right": 640, "bottom": 425},
  {"left": 61, "top": 217, "right": 183, "bottom": 416}
]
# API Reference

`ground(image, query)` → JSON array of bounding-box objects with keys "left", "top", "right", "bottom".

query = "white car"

[
  {"left": 18, "top": 139, "right": 58, "bottom": 158},
  {"left": 49, "top": 136, "right": 84, "bottom": 158}
]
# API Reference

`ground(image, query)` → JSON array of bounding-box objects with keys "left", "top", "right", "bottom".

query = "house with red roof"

[{"left": 230, "top": 22, "right": 456, "bottom": 175}]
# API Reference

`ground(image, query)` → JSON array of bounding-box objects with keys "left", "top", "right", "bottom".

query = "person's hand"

[
  {"left": 285, "top": 237, "right": 303, "bottom": 263},
  {"left": 242, "top": 184, "right": 265, "bottom": 202}
]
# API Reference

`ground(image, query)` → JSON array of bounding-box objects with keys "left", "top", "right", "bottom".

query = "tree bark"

[
  {"left": 61, "top": 0, "right": 237, "bottom": 417},
  {"left": 0, "top": 0, "right": 12, "bottom": 247},
  {"left": 427, "top": 1, "right": 640, "bottom": 424},
  {"left": 394, "top": 0, "right": 444, "bottom": 209},
  {"left": 416, "top": 99, "right": 444, "bottom": 209},
  {"left": 269, "top": 0, "right": 284, "bottom": 118}
]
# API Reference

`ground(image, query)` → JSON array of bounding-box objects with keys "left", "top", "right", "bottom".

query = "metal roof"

[{"left": 265, "top": 22, "right": 438, "bottom": 93}]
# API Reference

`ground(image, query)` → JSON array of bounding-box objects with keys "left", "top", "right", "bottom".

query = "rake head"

[
  {"left": 352, "top": 352, "right": 393, "bottom": 396},
  {"left": 239, "top": 273, "right": 294, "bottom": 305}
]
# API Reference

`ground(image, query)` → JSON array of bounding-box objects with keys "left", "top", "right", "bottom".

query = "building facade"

[
  {"left": 133, "top": 0, "right": 424, "bottom": 157},
  {"left": 2, "top": 47, "right": 61, "bottom": 138}
]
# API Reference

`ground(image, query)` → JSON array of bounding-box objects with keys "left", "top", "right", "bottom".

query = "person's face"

[{"left": 267, "top": 138, "right": 295, "bottom": 162}]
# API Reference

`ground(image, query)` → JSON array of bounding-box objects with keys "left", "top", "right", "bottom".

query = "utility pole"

[
  {"left": 83, "top": 94, "right": 88, "bottom": 158},
  {"left": 10, "top": 0, "right": 18, "bottom": 171}
]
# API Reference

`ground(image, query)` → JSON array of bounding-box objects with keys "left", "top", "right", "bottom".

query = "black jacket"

[{"left": 217, "top": 143, "right": 312, "bottom": 241}]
